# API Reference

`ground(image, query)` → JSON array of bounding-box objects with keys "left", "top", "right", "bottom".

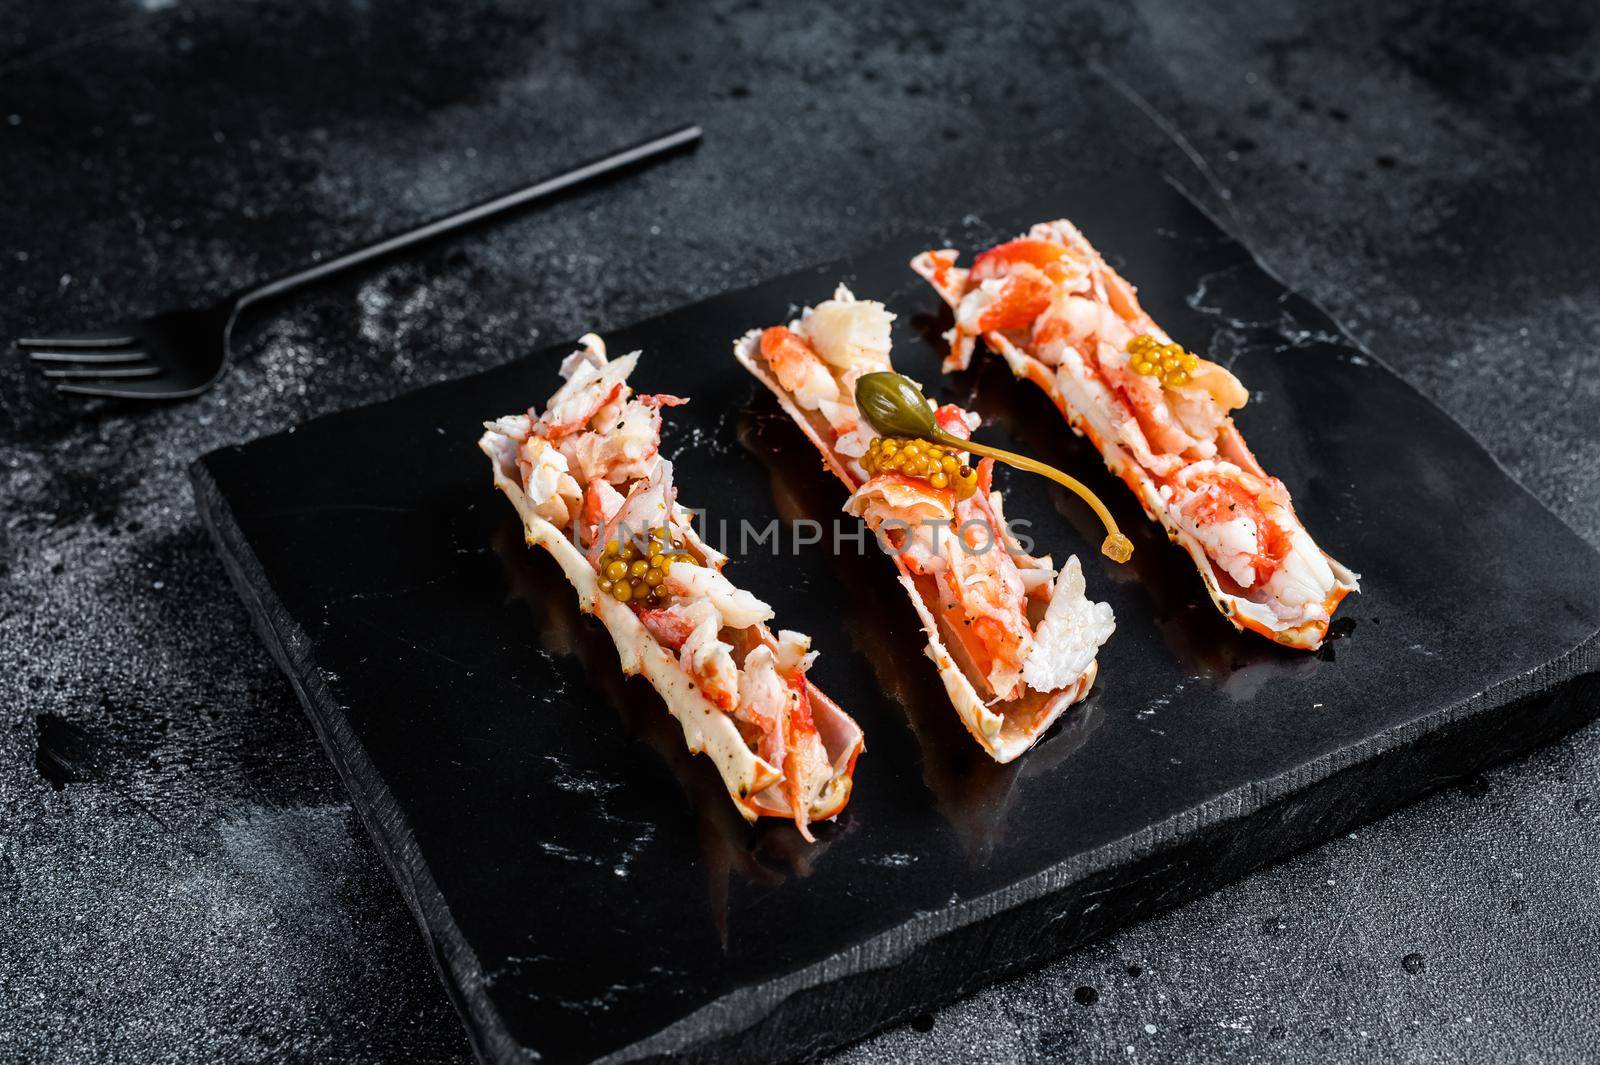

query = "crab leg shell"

[
  {"left": 483, "top": 365, "right": 863, "bottom": 826},
  {"left": 912, "top": 246, "right": 1358, "bottom": 650},
  {"left": 482, "top": 433, "right": 785, "bottom": 809},
  {"left": 735, "top": 325, "right": 1099, "bottom": 764}
]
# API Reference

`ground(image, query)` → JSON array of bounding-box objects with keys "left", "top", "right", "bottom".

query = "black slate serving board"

[{"left": 192, "top": 177, "right": 1600, "bottom": 1064}]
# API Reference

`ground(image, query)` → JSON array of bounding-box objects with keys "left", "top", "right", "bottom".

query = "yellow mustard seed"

[
  {"left": 1129, "top": 333, "right": 1204, "bottom": 389},
  {"left": 862, "top": 435, "right": 978, "bottom": 499},
  {"left": 596, "top": 525, "right": 695, "bottom": 609}
]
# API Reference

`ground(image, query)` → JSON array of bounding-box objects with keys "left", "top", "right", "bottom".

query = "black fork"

[{"left": 17, "top": 124, "right": 702, "bottom": 400}]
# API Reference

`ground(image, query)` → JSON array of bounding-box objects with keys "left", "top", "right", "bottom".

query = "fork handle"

[{"left": 233, "top": 124, "right": 702, "bottom": 311}]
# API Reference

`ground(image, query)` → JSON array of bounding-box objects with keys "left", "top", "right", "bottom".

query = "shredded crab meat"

[
  {"left": 735, "top": 646, "right": 789, "bottom": 756},
  {"left": 581, "top": 478, "right": 626, "bottom": 544},
  {"left": 783, "top": 717, "right": 830, "bottom": 841},
  {"left": 746, "top": 287, "right": 1113, "bottom": 710},
  {"left": 800, "top": 288, "right": 895, "bottom": 370},
  {"left": 987, "top": 488, "right": 1055, "bottom": 598},
  {"left": 760, "top": 326, "right": 840, "bottom": 409},
  {"left": 680, "top": 599, "right": 741, "bottom": 710},
  {"left": 590, "top": 459, "right": 676, "bottom": 559},
  {"left": 556, "top": 397, "right": 666, "bottom": 485},
  {"left": 663, "top": 561, "right": 774, "bottom": 629},
  {"left": 914, "top": 222, "right": 1358, "bottom": 643},
  {"left": 1022, "top": 557, "right": 1116, "bottom": 692},
  {"left": 637, "top": 603, "right": 696, "bottom": 650},
  {"left": 514, "top": 436, "right": 581, "bottom": 527},
  {"left": 844, "top": 475, "right": 955, "bottom": 574},
  {"left": 1263, "top": 525, "right": 1340, "bottom": 618},
  {"left": 774, "top": 629, "right": 818, "bottom": 675},
  {"left": 537, "top": 349, "right": 640, "bottom": 438},
  {"left": 942, "top": 477, "right": 1034, "bottom": 700}
]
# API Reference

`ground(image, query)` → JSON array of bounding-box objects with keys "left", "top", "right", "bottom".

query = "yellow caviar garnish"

[
  {"left": 597, "top": 526, "right": 692, "bottom": 609},
  {"left": 1127, "top": 333, "right": 1199, "bottom": 388},
  {"left": 861, "top": 436, "right": 979, "bottom": 499}
]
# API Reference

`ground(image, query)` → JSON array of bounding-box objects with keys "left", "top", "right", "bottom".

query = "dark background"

[{"left": 3, "top": 1, "right": 1597, "bottom": 1062}]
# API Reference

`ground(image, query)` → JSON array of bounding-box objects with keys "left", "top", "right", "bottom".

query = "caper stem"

[
  {"left": 854, "top": 370, "right": 1132, "bottom": 562},
  {"left": 927, "top": 428, "right": 1134, "bottom": 563}
]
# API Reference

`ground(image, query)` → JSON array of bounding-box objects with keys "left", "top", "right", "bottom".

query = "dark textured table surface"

[{"left": 3, "top": 2, "right": 1597, "bottom": 1062}]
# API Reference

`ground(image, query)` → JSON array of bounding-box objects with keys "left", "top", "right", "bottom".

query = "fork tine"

[
  {"left": 28, "top": 350, "right": 149, "bottom": 364},
  {"left": 56, "top": 376, "right": 188, "bottom": 400},
  {"left": 16, "top": 331, "right": 139, "bottom": 349},
  {"left": 41, "top": 365, "right": 162, "bottom": 380}
]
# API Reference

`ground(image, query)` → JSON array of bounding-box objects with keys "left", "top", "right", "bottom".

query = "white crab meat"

[
  {"left": 954, "top": 280, "right": 1000, "bottom": 334},
  {"left": 583, "top": 478, "right": 626, "bottom": 534},
  {"left": 485, "top": 413, "right": 533, "bottom": 440},
  {"left": 679, "top": 599, "right": 740, "bottom": 710},
  {"left": 1262, "top": 523, "right": 1339, "bottom": 619},
  {"left": 801, "top": 287, "right": 895, "bottom": 370},
  {"left": 765, "top": 334, "right": 840, "bottom": 410},
  {"left": 1173, "top": 503, "right": 1260, "bottom": 588},
  {"left": 845, "top": 476, "right": 958, "bottom": 574},
  {"left": 517, "top": 437, "right": 581, "bottom": 525},
  {"left": 602, "top": 459, "right": 676, "bottom": 546},
  {"left": 1032, "top": 293, "right": 1101, "bottom": 364},
  {"left": 1022, "top": 556, "right": 1115, "bottom": 692},
  {"left": 943, "top": 494, "right": 1034, "bottom": 699},
  {"left": 538, "top": 351, "right": 640, "bottom": 437},
  {"left": 785, "top": 725, "right": 831, "bottom": 822},
  {"left": 984, "top": 489, "right": 1055, "bottom": 597},
  {"left": 774, "top": 629, "right": 818, "bottom": 675},
  {"left": 664, "top": 561, "right": 774, "bottom": 629},
  {"left": 557, "top": 398, "right": 663, "bottom": 485},
  {"left": 735, "top": 644, "right": 790, "bottom": 759}
]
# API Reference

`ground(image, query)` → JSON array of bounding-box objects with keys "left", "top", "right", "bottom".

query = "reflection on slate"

[
  {"left": 193, "top": 174, "right": 1600, "bottom": 1064},
  {"left": 489, "top": 516, "right": 840, "bottom": 948}
]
